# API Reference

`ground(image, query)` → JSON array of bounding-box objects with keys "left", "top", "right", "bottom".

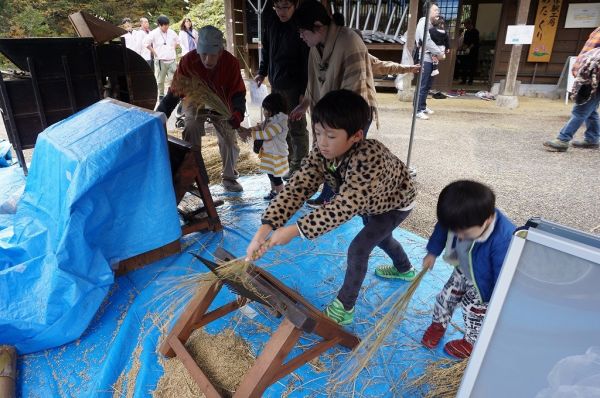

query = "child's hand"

[
  {"left": 268, "top": 225, "right": 299, "bottom": 248},
  {"left": 422, "top": 253, "right": 437, "bottom": 271},
  {"left": 246, "top": 225, "right": 273, "bottom": 260}
]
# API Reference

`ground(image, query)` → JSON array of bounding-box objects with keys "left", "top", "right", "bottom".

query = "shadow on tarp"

[{"left": 14, "top": 175, "right": 463, "bottom": 397}]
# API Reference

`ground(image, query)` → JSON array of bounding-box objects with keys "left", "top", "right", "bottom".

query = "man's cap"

[{"left": 197, "top": 25, "right": 224, "bottom": 54}]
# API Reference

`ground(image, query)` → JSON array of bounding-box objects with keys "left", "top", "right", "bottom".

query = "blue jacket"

[{"left": 426, "top": 209, "right": 515, "bottom": 302}]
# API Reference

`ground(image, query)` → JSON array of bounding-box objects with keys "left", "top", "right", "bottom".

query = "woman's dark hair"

[
  {"left": 312, "top": 89, "right": 370, "bottom": 137},
  {"left": 262, "top": 93, "right": 287, "bottom": 115},
  {"left": 437, "top": 180, "right": 496, "bottom": 231},
  {"left": 180, "top": 18, "right": 193, "bottom": 32},
  {"left": 295, "top": 0, "right": 333, "bottom": 31}
]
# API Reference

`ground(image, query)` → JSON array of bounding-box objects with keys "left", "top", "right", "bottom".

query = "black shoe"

[
  {"left": 263, "top": 191, "right": 278, "bottom": 200},
  {"left": 306, "top": 198, "right": 325, "bottom": 209},
  {"left": 432, "top": 92, "right": 447, "bottom": 99}
]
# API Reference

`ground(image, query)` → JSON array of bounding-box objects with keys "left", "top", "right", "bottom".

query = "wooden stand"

[
  {"left": 160, "top": 249, "right": 359, "bottom": 398},
  {"left": 0, "top": 345, "right": 16, "bottom": 398}
]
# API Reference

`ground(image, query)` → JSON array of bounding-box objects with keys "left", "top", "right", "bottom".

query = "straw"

[
  {"left": 404, "top": 358, "right": 468, "bottom": 397},
  {"left": 330, "top": 268, "right": 428, "bottom": 391},
  {"left": 170, "top": 74, "right": 232, "bottom": 120}
]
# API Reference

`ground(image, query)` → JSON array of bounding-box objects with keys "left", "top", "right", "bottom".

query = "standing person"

[
  {"left": 414, "top": 3, "right": 445, "bottom": 120},
  {"left": 120, "top": 18, "right": 136, "bottom": 51},
  {"left": 145, "top": 15, "right": 179, "bottom": 100},
  {"left": 255, "top": 0, "right": 310, "bottom": 179},
  {"left": 420, "top": 180, "right": 515, "bottom": 359},
  {"left": 428, "top": 17, "right": 450, "bottom": 77},
  {"left": 246, "top": 90, "right": 417, "bottom": 325},
  {"left": 156, "top": 26, "right": 247, "bottom": 192},
  {"left": 179, "top": 18, "right": 198, "bottom": 56},
  {"left": 133, "top": 17, "right": 153, "bottom": 68},
  {"left": 460, "top": 19, "right": 479, "bottom": 85},
  {"left": 239, "top": 93, "right": 289, "bottom": 200},
  {"left": 544, "top": 27, "right": 600, "bottom": 152},
  {"left": 289, "top": 0, "right": 377, "bottom": 208}
]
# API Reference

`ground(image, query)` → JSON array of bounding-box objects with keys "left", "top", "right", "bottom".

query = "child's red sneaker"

[
  {"left": 421, "top": 322, "right": 446, "bottom": 348},
  {"left": 444, "top": 339, "right": 473, "bottom": 359}
]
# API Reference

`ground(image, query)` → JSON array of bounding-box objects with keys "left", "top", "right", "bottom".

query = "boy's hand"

[
  {"left": 246, "top": 225, "right": 273, "bottom": 260},
  {"left": 422, "top": 253, "right": 437, "bottom": 271},
  {"left": 268, "top": 225, "right": 299, "bottom": 248}
]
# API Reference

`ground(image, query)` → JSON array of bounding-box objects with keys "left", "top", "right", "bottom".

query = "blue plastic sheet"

[
  {"left": 10, "top": 175, "right": 464, "bottom": 397},
  {"left": 0, "top": 100, "right": 181, "bottom": 354}
]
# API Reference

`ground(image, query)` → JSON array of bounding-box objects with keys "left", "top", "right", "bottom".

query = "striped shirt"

[
  {"left": 252, "top": 113, "right": 289, "bottom": 177},
  {"left": 573, "top": 27, "right": 600, "bottom": 76}
]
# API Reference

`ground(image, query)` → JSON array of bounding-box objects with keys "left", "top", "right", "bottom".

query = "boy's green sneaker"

[
  {"left": 375, "top": 265, "right": 417, "bottom": 281},
  {"left": 324, "top": 298, "right": 354, "bottom": 326}
]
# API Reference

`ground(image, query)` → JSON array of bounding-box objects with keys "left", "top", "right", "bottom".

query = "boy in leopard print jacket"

[{"left": 246, "top": 89, "right": 417, "bottom": 325}]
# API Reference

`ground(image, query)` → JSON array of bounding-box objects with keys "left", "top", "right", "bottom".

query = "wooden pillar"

[
  {"left": 0, "top": 345, "right": 17, "bottom": 398},
  {"left": 398, "top": 0, "right": 421, "bottom": 101},
  {"left": 224, "top": 0, "right": 235, "bottom": 55},
  {"left": 497, "top": 0, "right": 532, "bottom": 108}
]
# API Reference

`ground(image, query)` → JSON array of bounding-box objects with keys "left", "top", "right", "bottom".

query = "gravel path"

[{"left": 2, "top": 92, "right": 598, "bottom": 238}]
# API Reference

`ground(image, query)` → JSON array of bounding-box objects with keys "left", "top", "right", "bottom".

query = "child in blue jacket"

[{"left": 420, "top": 180, "right": 515, "bottom": 358}]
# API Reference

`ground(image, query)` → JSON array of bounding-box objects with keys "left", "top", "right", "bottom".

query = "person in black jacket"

[
  {"left": 460, "top": 19, "right": 479, "bottom": 85},
  {"left": 255, "top": 0, "right": 310, "bottom": 177}
]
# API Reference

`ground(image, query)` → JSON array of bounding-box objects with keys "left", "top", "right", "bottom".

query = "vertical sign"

[{"left": 528, "top": 0, "right": 563, "bottom": 62}]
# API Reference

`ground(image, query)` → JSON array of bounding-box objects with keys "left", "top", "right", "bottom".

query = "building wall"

[{"left": 492, "top": 0, "right": 595, "bottom": 85}]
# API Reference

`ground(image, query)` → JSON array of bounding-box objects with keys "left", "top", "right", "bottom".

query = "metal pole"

[{"left": 406, "top": 0, "right": 431, "bottom": 169}]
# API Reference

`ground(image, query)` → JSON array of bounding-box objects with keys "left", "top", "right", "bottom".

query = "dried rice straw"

[
  {"left": 405, "top": 358, "right": 468, "bottom": 397},
  {"left": 170, "top": 74, "right": 232, "bottom": 121},
  {"left": 329, "top": 268, "right": 428, "bottom": 392}
]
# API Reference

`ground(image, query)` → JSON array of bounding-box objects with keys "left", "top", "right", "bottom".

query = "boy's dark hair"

[
  {"left": 273, "top": 0, "right": 299, "bottom": 7},
  {"left": 157, "top": 15, "right": 170, "bottom": 26},
  {"left": 432, "top": 16, "right": 446, "bottom": 29},
  {"left": 295, "top": 0, "right": 332, "bottom": 31},
  {"left": 312, "top": 89, "right": 370, "bottom": 137},
  {"left": 437, "top": 180, "right": 496, "bottom": 231},
  {"left": 262, "top": 92, "right": 287, "bottom": 115}
]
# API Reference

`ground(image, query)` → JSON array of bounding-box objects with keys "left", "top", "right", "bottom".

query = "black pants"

[
  {"left": 267, "top": 173, "right": 283, "bottom": 186},
  {"left": 337, "top": 209, "right": 412, "bottom": 310}
]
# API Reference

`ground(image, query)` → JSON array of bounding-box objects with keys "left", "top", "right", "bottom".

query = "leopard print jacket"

[{"left": 261, "top": 139, "right": 417, "bottom": 239}]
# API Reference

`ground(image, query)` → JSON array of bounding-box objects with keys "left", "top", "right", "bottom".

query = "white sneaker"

[
  {"left": 431, "top": 69, "right": 440, "bottom": 76},
  {"left": 416, "top": 112, "right": 430, "bottom": 120},
  {"left": 424, "top": 107, "right": 434, "bottom": 114}
]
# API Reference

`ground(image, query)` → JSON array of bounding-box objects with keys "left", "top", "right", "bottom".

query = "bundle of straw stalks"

[
  {"left": 170, "top": 74, "right": 232, "bottom": 121},
  {"left": 405, "top": 358, "right": 468, "bottom": 397},
  {"left": 202, "top": 137, "right": 260, "bottom": 183},
  {"left": 330, "top": 268, "right": 428, "bottom": 392}
]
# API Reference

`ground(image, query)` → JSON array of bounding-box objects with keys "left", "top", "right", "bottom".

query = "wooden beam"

[
  {"left": 224, "top": 0, "right": 235, "bottom": 55},
  {"left": 0, "top": 345, "right": 16, "bottom": 398},
  {"left": 498, "top": 0, "right": 532, "bottom": 107}
]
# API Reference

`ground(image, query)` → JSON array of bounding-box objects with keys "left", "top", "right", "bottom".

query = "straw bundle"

[
  {"left": 202, "top": 137, "right": 260, "bottom": 183},
  {"left": 170, "top": 74, "right": 232, "bottom": 120},
  {"left": 330, "top": 268, "right": 428, "bottom": 391},
  {"left": 405, "top": 358, "right": 468, "bottom": 397}
]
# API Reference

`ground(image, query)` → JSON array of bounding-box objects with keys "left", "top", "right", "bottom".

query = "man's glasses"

[{"left": 273, "top": 5, "right": 292, "bottom": 11}]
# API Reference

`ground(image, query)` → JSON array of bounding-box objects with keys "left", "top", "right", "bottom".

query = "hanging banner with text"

[{"left": 528, "top": 0, "right": 563, "bottom": 62}]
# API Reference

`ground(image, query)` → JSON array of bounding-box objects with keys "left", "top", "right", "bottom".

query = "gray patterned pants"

[{"left": 433, "top": 268, "right": 487, "bottom": 344}]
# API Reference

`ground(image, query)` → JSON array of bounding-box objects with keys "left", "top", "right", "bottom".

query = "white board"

[
  {"left": 565, "top": 3, "right": 600, "bottom": 28},
  {"left": 505, "top": 25, "right": 535, "bottom": 44},
  {"left": 566, "top": 56, "right": 577, "bottom": 103}
]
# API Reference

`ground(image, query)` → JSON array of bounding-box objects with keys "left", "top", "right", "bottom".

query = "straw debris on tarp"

[
  {"left": 202, "top": 137, "right": 260, "bottom": 183},
  {"left": 329, "top": 268, "right": 428, "bottom": 393},
  {"left": 404, "top": 358, "right": 468, "bottom": 397},
  {"left": 170, "top": 75, "right": 232, "bottom": 121}
]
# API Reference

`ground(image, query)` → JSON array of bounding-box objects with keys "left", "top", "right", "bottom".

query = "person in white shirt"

[
  {"left": 144, "top": 15, "right": 179, "bottom": 99},
  {"left": 178, "top": 18, "right": 198, "bottom": 56},
  {"left": 133, "top": 17, "right": 153, "bottom": 69},
  {"left": 120, "top": 18, "right": 136, "bottom": 52}
]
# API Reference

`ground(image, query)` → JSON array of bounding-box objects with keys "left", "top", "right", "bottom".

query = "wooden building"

[{"left": 225, "top": 0, "right": 597, "bottom": 92}]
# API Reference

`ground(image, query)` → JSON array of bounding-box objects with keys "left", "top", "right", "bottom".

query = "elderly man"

[
  {"left": 157, "top": 26, "right": 247, "bottom": 192},
  {"left": 133, "top": 17, "right": 153, "bottom": 68},
  {"left": 544, "top": 26, "right": 600, "bottom": 152}
]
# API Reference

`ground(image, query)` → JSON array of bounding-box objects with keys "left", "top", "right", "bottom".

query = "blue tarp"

[
  {"left": 2, "top": 171, "right": 464, "bottom": 397},
  {"left": 0, "top": 100, "right": 181, "bottom": 354}
]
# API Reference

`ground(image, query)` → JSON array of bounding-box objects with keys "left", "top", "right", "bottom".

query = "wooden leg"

[
  {"left": 0, "top": 345, "right": 16, "bottom": 398},
  {"left": 234, "top": 319, "right": 302, "bottom": 398},
  {"left": 160, "top": 280, "right": 222, "bottom": 357}
]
